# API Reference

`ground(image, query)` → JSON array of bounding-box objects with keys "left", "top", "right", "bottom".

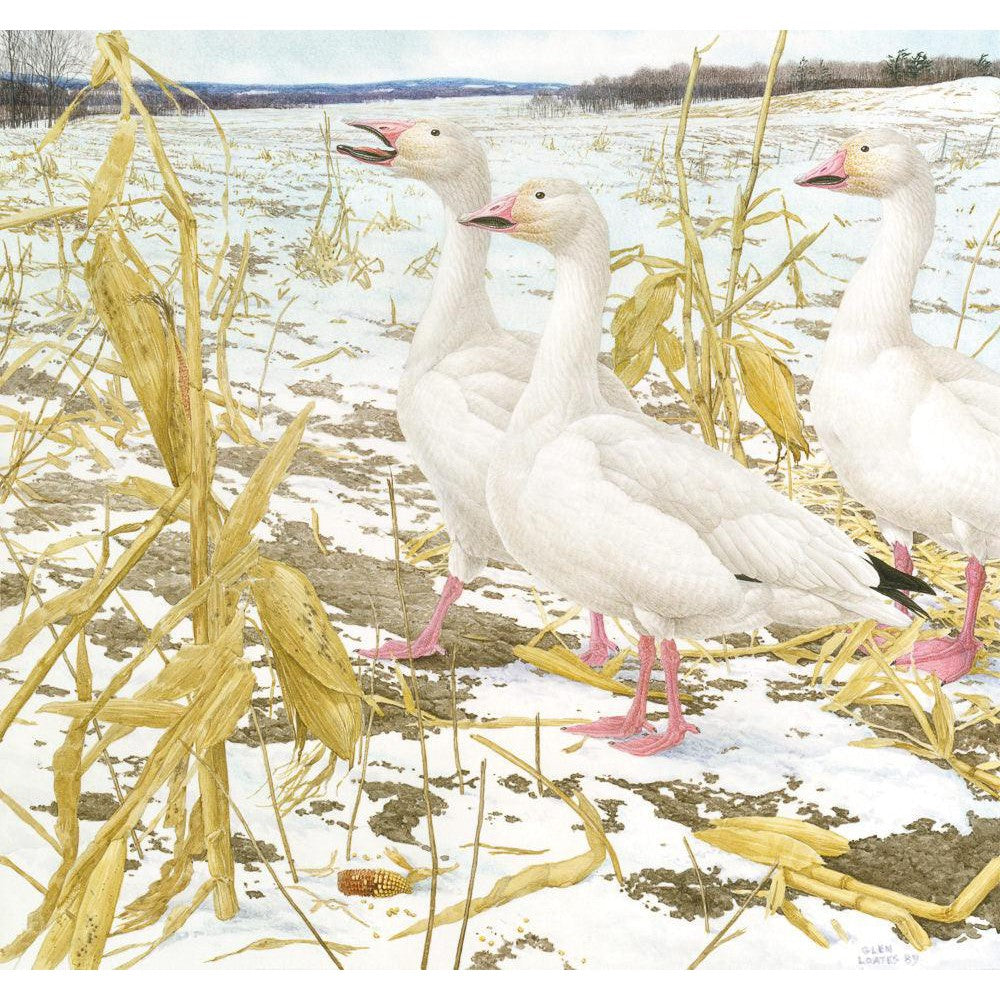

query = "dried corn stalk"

[{"left": 695, "top": 815, "right": 1000, "bottom": 952}]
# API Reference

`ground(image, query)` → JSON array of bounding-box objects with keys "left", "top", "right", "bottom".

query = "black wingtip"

[
  {"left": 879, "top": 588, "right": 930, "bottom": 620},
  {"left": 867, "top": 552, "right": 935, "bottom": 596}
]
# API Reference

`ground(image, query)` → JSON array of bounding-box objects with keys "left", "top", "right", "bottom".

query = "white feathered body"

[
  {"left": 487, "top": 235, "right": 909, "bottom": 641},
  {"left": 811, "top": 169, "right": 1000, "bottom": 563}
]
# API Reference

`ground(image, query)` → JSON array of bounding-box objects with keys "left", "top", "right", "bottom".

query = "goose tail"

[{"left": 866, "top": 553, "right": 934, "bottom": 620}]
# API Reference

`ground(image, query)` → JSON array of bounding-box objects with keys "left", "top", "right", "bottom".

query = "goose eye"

[
  {"left": 535, "top": 191, "right": 545, "bottom": 199},
  {"left": 860, "top": 145, "right": 870, "bottom": 152},
  {"left": 430, "top": 129, "right": 440, "bottom": 137}
]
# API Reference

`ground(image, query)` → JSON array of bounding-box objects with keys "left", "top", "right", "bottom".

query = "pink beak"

[
  {"left": 459, "top": 192, "right": 519, "bottom": 232},
  {"left": 795, "top": 148, "right": 848, "bottom": 190},
  {"left": 337, "top": 119, "right": 415, "bottom": 165}
]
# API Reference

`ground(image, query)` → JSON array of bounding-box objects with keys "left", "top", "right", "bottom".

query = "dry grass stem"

[{"left": 455, "top": 758, "right": 488, "bottom": 969}]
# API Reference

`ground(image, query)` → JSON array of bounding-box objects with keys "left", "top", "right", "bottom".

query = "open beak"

[
  {"left": 459, "top": 192, "right": 519, "bottom": 232},
  {"left": 795, "top": 148, "right": 849, "bottom": 189},
  {"left": 336, "top": 119, "right": 414, "bottom": 165}
]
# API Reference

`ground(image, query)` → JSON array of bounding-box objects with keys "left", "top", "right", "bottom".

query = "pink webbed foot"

[
  {"left": 896, "top": 635, "right": 982, "bottom": 684},
  {"left": 894, "top": 556, "right": 986, "bottom": 684},
  {"left": 359, "top": 636, "right": 446, "bottom": 661},
  {"left": 611, "top": 719, "right": 699, "bottom": 756},
  {"left": 610, "top": 638, "right": 699, "bottom": 756},
  {"left": 577, "top": 636, "right": 620, "bottom": 668},
  {"left": 563, "top": 715, "right": 655, "bottom": 739},
  {"left": 359, "top": 574, "right": 463, "bottom": 662},
  {"left": 577, "top": 611, "right": 619, "bottom": 668}
]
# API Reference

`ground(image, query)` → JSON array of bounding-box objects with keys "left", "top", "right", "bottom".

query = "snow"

[{"left": 1, "top": 77, "right": 999, "bottom": 970}]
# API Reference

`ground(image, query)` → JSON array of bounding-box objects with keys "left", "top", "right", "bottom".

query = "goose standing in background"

[
  {"left": 461, "top": 179, "right": 931, "bottom": 755},
  {"left": 337, "top": 120, "right": 635, "bottom": 663},
  {"left": 797, "top": 129, "right": 998, "bottom": 683}
]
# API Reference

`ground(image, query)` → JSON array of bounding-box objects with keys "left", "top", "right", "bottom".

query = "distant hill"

[
  {"left": 192, "top": 77, "right": 566, "bottom": 100},
  {"left": 111, "top": 76, "right": 570, "bottom": 113}
]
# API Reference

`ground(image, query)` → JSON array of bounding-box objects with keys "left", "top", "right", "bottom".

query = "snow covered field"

[{"left": 1, "top": 77, "right": 1000, "bottom": 970}]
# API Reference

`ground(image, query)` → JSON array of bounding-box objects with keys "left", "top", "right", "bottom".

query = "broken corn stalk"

[{"left": 696, "top": 815, "right": 1000, "bottom": 951}]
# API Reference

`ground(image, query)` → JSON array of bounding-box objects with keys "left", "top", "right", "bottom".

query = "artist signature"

[{"left": 856, "top": 943, "right": 919, "bottom": 967}]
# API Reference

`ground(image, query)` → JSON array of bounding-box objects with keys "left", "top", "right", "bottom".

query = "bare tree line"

[
  {"left": 1, "top": 29, "right": 90, "bottom": 128},
  {"left": 546, "top": 51, "right": 997, "bottom": 114}
]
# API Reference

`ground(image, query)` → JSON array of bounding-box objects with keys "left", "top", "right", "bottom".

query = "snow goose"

[
  {"left": 337, "top": 120, "right": 636, "bottom": 663},
  {"left": 460, "top": 178, "right": 932, "bottom": 755},
  {"left": 797, "top": 128, "right": 997, "bottom": 683}
]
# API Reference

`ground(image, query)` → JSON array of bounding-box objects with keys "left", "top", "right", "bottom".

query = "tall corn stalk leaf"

[
  {"left": 611, "top": 273, "right": 678, "bottom": 387},
  {"left": 213, "top": 403, "right": 314, "bottom": 572},
  {"left": 69, "top": 837, "right": 127, "bottom": 969}
]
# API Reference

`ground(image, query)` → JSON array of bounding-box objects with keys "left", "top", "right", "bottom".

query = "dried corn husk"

[
  {"left": 87, "top": 117, "right": 137, "bottom": 227},
  {"left": 85, "top": 233, "right": 190, "bottom": 485},
  {"left": 732, "top": 337, "right": 809, "bottom": 459},
  {"left": 694, "top": 826, "right": 824, "bottom": 871},
  {"left": 252, "top": 558, "right": 362, "bottom": 760},
  {"left": 207, "top": 937, "right": 359, "bottom": 964},
  {"left": 780, "top": 899, "right": 829, "bottom": 948},
  {"left": 39, "top": 698, "right": 185, "bottom": 729},
  {"left": 0, "top": 547, "right": 108, "bottom": 663},
  {"left": 611, "top": 272, "right": 679, "bottom": 387},
  {"left": 5, "top": 649, "right": 90, "bottom": 966},
  {"left": 710, "top": 816, "right": 849, "bottom": 857},
  {"left": 116, "top": 879, "right": 214, "bottom": 969}
]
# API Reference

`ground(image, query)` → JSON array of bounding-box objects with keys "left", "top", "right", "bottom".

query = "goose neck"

[
  {"left": 408, "top": 170, "right": 495, "bottom": 367},
  {"left": 513, "top": 226, "right": 610, "bottom": 432},
  {"left": 831, "top": 175, "right": 935, "bottom": 355}
]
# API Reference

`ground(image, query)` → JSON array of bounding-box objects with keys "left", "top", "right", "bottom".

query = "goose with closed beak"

[
  {"left": 337, "top": 119, "right": 636, "bottom": 663},
  {"left": 798, "top": 129, "right": 999, "bottom": 683},
  {"left": 461, "top": 178, "right": 932, "bottom": 755}
]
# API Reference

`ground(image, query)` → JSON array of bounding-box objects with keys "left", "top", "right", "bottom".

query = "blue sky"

[{"left": 125, "top": 30, "right": 1000, "bottom": 85}]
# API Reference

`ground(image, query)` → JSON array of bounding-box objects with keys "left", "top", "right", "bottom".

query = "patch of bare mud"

[
  {"left": 1, "top": 573, "right": 27, "bottom": 608},
  {"left": 0, "top": 365, "right": 91, "bottom": 413},
  {"left": 599, "top": 773, "right": 855, "bottom": 833},
  {"left": 230, "top": 833, "right": 281, "bottom": 869},
  {"left": 467, "top": 932, "right": 564, "bottom": 970},
  {"left": 85, "top": 607, "right": 151, "bottom": 661},
  {"left": 829, "top": 815, "right": 1000, "bottom": 941},
  {"left": 624, "top": 865, "right": 741, "bottom": 922},
  {"left": 362, "top": 780, "right": 446, "bottom": 846},
  {"left": 229, "top": 697, "right": 296, "bottom": 747},
  {"left": 287, "top": 378, "right": 343, "bottom": 402}
]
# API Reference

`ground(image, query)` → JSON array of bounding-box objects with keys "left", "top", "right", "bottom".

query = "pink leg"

[
  {"left": 612, "top": 640, "right": 699, "bottom": 756},
  {"left": 897, "top": 558, "right": 986, "bottom": 684},
  {"left": 893, "top": 542, "right": 914, "bottom": 577},
  {"left": 563, "top": 635, "right": 656, "bottom": 738},
  {"left": 892, "top": 542, "right": 914, "bottom": 617},
  {"left": 360, "top": 575, "right": 463, "bottom": 660},
  {"left": 577, "top": 612, "right": 620, "bottom": 668}
]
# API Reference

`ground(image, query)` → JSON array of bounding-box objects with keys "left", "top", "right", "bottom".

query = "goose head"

[
  {"left": 458, "top": 177, "right": 606, "bottom": 253},
  {"left": 337, "top": 118, "right": 487, "bottom": 191},
  {"left": 796, "top": 128, "right": 930, "bottom": 199}
]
